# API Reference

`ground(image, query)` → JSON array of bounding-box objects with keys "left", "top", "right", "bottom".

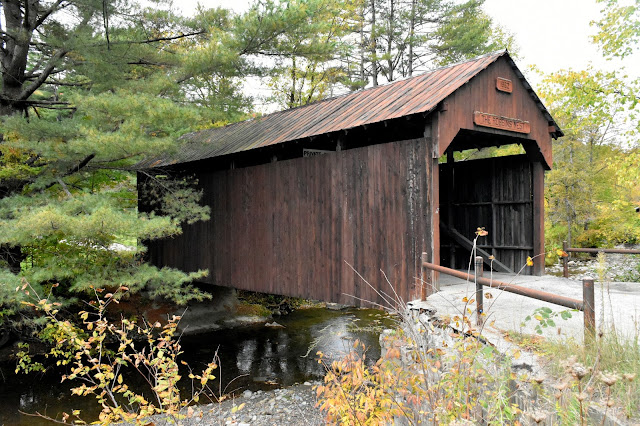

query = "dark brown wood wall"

[
  {"left": 439, "top": 155, "right": 535, "bottom": 272},
  {"left": 437, "top": 56, "right": 553, "bottom": 168},
  {"left": 147, "top": 137, "right": 432, "bottom": 307}
]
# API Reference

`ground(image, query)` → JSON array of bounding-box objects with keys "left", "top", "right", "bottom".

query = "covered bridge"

[{"left": 138, "top": 51, "right": 562, "bottom": 307}]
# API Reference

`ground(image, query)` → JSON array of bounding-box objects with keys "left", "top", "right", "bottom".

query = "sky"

[
  {"left": 484, "top": 0, "right": 607, "bottom": 72},
  {"left": 176, "top": 0, "right": 618, "bottom": 71},
  {"left": 175, "top": 0, "right": 633, "bottom": 108}
]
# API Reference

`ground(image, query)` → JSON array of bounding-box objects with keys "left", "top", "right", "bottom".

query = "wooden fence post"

[
  {"left": 475, "top": 256, "right": 484, "bottom": 326},
  {"left": 563, "top": 240, "right": 569, "bottom": 278},
  {"left": 583, "top": 278, "right": 595, "bottom": 340}
]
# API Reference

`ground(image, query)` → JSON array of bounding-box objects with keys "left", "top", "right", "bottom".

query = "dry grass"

[{"left": 506, "top": 328, "right": 640, "bottom": 422}]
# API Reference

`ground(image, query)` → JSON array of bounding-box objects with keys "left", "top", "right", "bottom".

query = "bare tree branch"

[{"left": 57, "top": 177, "right": 73, "bottom": 198}]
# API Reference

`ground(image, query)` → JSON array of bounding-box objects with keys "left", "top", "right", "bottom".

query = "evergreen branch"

[
  {"left": 73, "top": 31, "right": 206, "bottom": 50},
  {"left": 25, "top": 154, "right": 40, "bottom": 167},
  {"left": 0, "top": 97, "right": 72, "bottom": 110},
  {"left": 29, "top": 40, "right": 54, "bottom": 49},
  {"left": 57, "top": 178, "right": 73, "bottom": 198},
  {"left": 86, "top": 153, "right": 142, "bottom": 167},
  {"left": 174, "top": 74, "right": 193, "bottom": 85},
  {"left": 126, "top": 59, "right": 170, "bottom": 67},
  {"left": 35, "top": 0, "right": 67, "bottom": 29},
  {"left": 24, "top": 55, "right": 47, "bottom": 79},
  {"left": 43, "top": 154, "right": 97, "bottom": 192},
  {"left": 71, "top": 154, "right": 96, "bottom": 174},
  {"left": 22, "top": 99, "right": 71, "bottom": 106},
  {"left": 24, "top": 68, "right": 65, "bottom": 81},
  {"left": 44, "top": 79, "right": 90, "bottom": 87},
  {"left": 250, "top": 50, "right": 322, "bottom": 57},
  {"left": 18, "top": 49, "right": 68, "bottom": 101},
  {"left": 28, "top": 104, "right": 75, "bottom": 111},
  {"left": 128, "top": 31, "right": 206, "bottom": 45}
]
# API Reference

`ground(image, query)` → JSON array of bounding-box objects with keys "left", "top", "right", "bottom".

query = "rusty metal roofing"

[{"left": 139, "top": 51, "right": 560, "bottom": 168}]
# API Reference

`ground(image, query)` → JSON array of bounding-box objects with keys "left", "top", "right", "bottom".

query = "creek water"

[{"left": 0, "top": 307, "right": 393, "bottom": 425}]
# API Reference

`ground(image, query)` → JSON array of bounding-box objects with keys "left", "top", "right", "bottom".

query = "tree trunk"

[
  {"left": 359, "top": 4, "right": 366, "bottom": 87},
  {"left": 289, "top": 57, "right": 297, "bottom": 108},
  {"left": 370, "top": 0, "right": 378, "bottom": 86},
  {"left": 386, "top": 0, "right": 395, "bottom": 82},
  {"left": 408, "top": 0, "right": 416, "bottom": 76},
  {"left": 0, "top": 0, "right": 42, "bottom": 273},
  {"left": 566, "top": 194, "right": 573, "bottom": 248}
]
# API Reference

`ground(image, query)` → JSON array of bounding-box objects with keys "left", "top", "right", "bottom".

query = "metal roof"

[{"left": 139, "top": 51, "right": 560, "bottom": 168}]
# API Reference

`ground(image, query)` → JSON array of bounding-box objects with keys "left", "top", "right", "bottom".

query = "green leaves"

[
  {"left": 256, "top": 0, "right": 354, "bottom": 108},
  {"left": 432, "top": 0, "right": 507, "bottom": 67},
  {"left": 560, "top": 310, "right": 573, "bottom": 321},
  {"left": 522, "top": 307, "right": 575, "bottom": 335},
  {"left": 540, "top": 64, "right": 640, "bottom": 248},
  {"left": 592, "top": 0, "right": 640, "bottom": 60}
]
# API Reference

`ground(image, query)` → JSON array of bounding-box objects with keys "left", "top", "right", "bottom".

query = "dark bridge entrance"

[{"left": 440, "top": 154, "right": 538, "bottom": 274}]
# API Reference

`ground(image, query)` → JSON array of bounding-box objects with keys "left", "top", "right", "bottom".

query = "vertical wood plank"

[
  {"left": 146, "top": 138, "right": 433, "bottom": 307},
  {"left": 532, "top": 161, "right": 545, "bottom": 275}
]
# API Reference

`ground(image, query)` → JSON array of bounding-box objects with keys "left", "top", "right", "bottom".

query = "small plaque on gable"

[
  {"left": 496, "top": 77, "right": 513, "bottom": 93},
  {"left": 474, "top": 112, "right": 530, "bottom": 134}
]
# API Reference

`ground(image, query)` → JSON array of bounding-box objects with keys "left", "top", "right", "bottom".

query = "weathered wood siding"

[
  {"left": 440, "top": 155, "right": 535, "bottom": 272},
  {"left": 146, "top": 138, "right": 432, "bottom": 307}
]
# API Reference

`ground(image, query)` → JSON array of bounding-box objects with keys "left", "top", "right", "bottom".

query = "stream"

[{"left": 0, "top": 307, "right": 393, "bottom": 425}]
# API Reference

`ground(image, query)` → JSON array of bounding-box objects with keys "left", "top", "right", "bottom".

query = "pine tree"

[
  {"left": 339, "top": 0, "right": 515, "bottom": 89},
  {"left": 0, "top": 0, "right": 327, "bottom": 324}
]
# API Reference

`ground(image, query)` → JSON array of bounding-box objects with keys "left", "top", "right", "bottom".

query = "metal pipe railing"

[
  {"left": 562, "top": 240, "right": 640, "bottom": 278},
  {"left": 421, "top": 254, "right": 595, "bottom": 337}
]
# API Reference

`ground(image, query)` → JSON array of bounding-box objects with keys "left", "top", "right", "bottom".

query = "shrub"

[
  {"left": 16, "top": 280, "right": 220, "bottom": 425},
  {"left": 315, "top": 291, "right": 521, "bottom": 424}
]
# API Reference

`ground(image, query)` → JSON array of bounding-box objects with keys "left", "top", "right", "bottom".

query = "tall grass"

[{"left": 316, "top": 254, "right": 639, "bottom": 424}]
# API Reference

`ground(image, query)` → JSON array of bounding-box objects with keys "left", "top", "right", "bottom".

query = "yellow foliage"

[
  {"left": 15, "top": 281, "right": 221, "bottom": 424},
  {"left": 316, "top": 323, "right": 522, "bottom": 424}
]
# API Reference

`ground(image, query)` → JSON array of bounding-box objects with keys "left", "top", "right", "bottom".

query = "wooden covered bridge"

[{"left": 138, "top": 51, "right": 562, "bottom": 307}]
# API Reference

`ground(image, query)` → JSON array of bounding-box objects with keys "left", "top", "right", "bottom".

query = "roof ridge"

[
  {"left": 140, "top": 50, "right": 555, "bottom": 169},
  {"left": 185, "top": 50, "right": 507, "bottom": 139}
]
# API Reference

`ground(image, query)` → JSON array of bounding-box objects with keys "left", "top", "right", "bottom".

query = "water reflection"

[
  {"left": 0, "top": 307, "right": 393, "bottom": 425},
  {"left": 20, "top": 390, "right": 37, "bottom": 411},
  {"left": 236, "top": 339, "right": 257, "bottom": 373}
]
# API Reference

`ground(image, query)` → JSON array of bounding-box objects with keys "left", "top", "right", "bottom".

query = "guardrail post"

[
  {"left": 475, "top": 256, "right": 484, "bottom": 326},
  {"left": 583, "top": 278, "right": 595, "bottom": 340},
  {"left": 421, "top": 252, "right": 428, "bottom": 301},
  {"left": 562, "top": 241, "right": 569, "bottom": 278}
]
